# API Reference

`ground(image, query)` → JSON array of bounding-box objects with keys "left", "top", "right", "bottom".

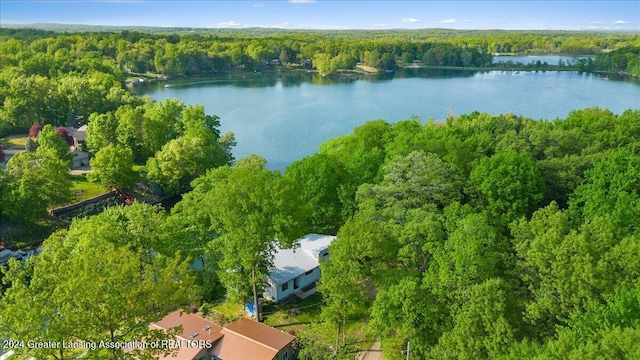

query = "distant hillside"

[{"left": 2, "top": 23, "right": 639, "bottom": 40}]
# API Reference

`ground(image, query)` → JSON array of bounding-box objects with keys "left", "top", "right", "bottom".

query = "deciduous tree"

[
  {"left": 28, "top": 123, "right": 43, "bottom": 138},
  {"left": 282, "top": 153, "right": 345, "bottom": 234},
  {"left": 86, "top": 111, "right": 118, "bottom": 152},
  {"left": 0, "top": 215, "right": 198, "bottom": 360},
  {"left": 88, "top": 143, "right": 138, "bottom": 189},
  {"left": 568, "top": 147, "right": 640, "bottom": 237},
  {"left": 55, "top": 126, "right": 74, "bottom": 146},
  {"left": 146, "top": 105, "right": 234, "bottom": 196},
  {"left": 24, "top": 137, "right": 38, "bottom": 152},
  {"left": 469, "top": 150, "right": 545, "bottom": 229},
  {"left": 1, "top": 149, "right": 72, "bottom": 222},
  {"left": 192, "top": 155, "right": 304, "bottom": 321},
  {"left": 37, "top": 124, "right": 72, "bottom": 165},
  {"left": 429, "top": 279, "right": 518, "bottom": 359}
]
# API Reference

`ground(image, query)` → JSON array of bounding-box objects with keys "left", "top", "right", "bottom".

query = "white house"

[
  {"left": 264, "top": 233, "right": 336, "bottom": 303},
  {"left": 71, "top": 149, "right": 90, "bottom": 168}
]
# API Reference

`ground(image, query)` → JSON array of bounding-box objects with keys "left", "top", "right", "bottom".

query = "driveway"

[
  {"left": 1, "top": 150, "right": 92, "bottom": 176},
  {"left": 0, "top": 148, "right": 21, "bottom": 168},
  {"left": 70, "top": 165, "right": 92, "bottom": 175}
]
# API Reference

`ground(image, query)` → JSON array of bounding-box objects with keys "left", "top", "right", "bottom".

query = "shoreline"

[{"left": 129, "top": 64, "right": 639, "bottom": 84}]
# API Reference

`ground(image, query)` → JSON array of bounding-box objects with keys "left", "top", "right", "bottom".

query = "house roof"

[
  {"left": 64, "top": 126, "right": 87, "bottom": 142},
  {"left": 213, "top": 318, "right": 295, "bottom": 360},
  {"left": 75, "top": 125, "right": 87, "bottom": 141},
  {"left": 152, "top": 310, "right": 224, "bottom": 344},
  {"left": 224, "top": 317, "right": 295, "bottom": 351},
  {"left": 269, "top": 233, "right": 336, "bottom": 285},
  {"left": 212, "top": 331, "right": 278, "bottom": 360},
  {"left": 149, "top": 312, "right": 294, "bottom": 360},
  {"left": 149, "top": 311, "right": 222, "bottom": 360},
  {"left": 298, "top": 233, "right": 335, "bottom": 259},
  {"left": 149, "top": 310, "right": 223, "bottom": 360},
  {"left": 270, "top": 247, "right": 319, "bottom": 285},
  {"left": 152, "top": 346, "right": 205, "bottom": 360}
]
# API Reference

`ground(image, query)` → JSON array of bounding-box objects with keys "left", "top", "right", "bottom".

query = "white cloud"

[
  {"left": 289, "top": 0, "right": 316, "bottom": 3},
  {"left": 217, "top": 21, "right": 242, "bottom": 28},
  {"left": 401, "top": 18, "right": 421, "bottom": 23},
  {"left": 614, "top": 20, "right": 629, "bottom": 24},
  {"left": 439, "top": 19, "right": 457, "bottom": 24},
  {"left": 252, "top": 3, "right": 265, "bottom": 8}
]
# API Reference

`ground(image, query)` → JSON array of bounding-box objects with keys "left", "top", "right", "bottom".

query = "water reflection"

[
  {"left": 135, "top": 67, "right": 639, "bottom": 171},
  {"left": 135, "top": 68, "right": 487, "bottom": 92}
]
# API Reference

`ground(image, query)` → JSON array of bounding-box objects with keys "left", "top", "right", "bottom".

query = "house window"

[
  {"left": 283, "top": 350, "right": 289, "bottom": 360},
  {"left": 305, "top": 269, "right": 314, "bottom": 276},
  {"left": 282, "top": 282, "right": 289, "bottom": 291}
]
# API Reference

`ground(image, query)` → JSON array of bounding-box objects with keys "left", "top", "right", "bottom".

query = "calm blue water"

[{"left": 134, "top": 69, "right": 640, "bottom": 170}]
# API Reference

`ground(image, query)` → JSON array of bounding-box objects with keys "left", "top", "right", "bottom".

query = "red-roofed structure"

[{"left": 150, "top": 311, "right": 295, "bottom": 360}]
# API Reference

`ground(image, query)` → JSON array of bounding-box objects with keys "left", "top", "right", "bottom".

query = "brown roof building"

[{"left": 150, "top": 311, "right": 295, "bottom": 360}]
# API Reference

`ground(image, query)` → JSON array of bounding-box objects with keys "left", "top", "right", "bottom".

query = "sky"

[{"left": 0, "top": 0, "right": 638, "bottom": 31}]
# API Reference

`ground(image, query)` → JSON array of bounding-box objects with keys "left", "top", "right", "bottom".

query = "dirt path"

[{"left": 356, "top": 339, "right": 384, "bottom": 360}]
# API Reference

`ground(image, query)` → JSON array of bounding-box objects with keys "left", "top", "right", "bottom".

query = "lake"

[{"left": 134, "top": 69, "right": 640, "bottom": 170}]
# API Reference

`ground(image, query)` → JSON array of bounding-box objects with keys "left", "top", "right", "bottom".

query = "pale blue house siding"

[
  {"left": 297, "top": 267, "right": 320, "bottom": 289},
  {"left": 265, "top": 266, "right": 323, "bottom": 302},
  {"left": 274, "top": 266, "right": 322, "bottom": 302},
  {"left": 278, "top": 279, "right": 295, "bottom": 300},
  {"left": 265, "top": 234, "right": 335, "bottom": 302}
]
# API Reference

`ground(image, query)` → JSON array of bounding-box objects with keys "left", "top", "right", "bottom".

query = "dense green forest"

[
  {"left": 3, "top": 107, "right": 640, "bottom": 359},
  {"left": 1, "top": 27, "right": 640, "bottom": 359},
  {"left": 311, "top": 108, "right": 640, "bottom": 358}
]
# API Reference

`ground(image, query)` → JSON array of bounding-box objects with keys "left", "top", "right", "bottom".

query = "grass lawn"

[
  {"left": 262, "top": 293, "right": 374, "bottom": 357},
  {"left": 0, "top": 134, "right": 29, "bottom": 149},
  {"left": 198, "top": 292, "right": 373, "bottom": 358},
  {"left": 210, "top": 299, "right": 245, "bottom": 320},
  {"left": 0, "top": 220, "right": 58, "bottom": 249},
  {"left": 356, "top": 64, "right": 383, "bottom": 73},
  {"left": 263, "top": 293, "right": 324, "bottom": 327},
  {"left": 126, "top": 71, "right": 165, "bottom": 82},
  {"left": 70, "top": 174, "right": 109, "bottom": 201}
]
